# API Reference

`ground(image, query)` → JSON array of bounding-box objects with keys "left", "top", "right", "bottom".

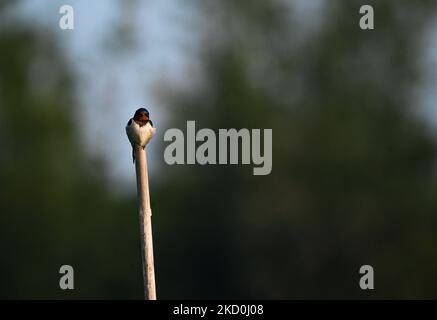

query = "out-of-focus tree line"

[
  {"left": 1, "top": 0, "right": 437, "bottom": 298},
  {"left": 0, "top": 1, "right": 142, "bottom": 298}
]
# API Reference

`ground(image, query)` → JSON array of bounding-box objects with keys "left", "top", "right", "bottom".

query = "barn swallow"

[{"left": 126, "top": 108, "right": 156, "bottom": 163}]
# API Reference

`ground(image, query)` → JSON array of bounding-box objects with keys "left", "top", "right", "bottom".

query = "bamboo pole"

[{"left": 134, "top": 144, "right": 157, "bottom": 300}]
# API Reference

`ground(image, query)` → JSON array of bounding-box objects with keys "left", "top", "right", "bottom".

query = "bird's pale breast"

[
  {"left": 126, "top": 119, "right": 155, "bottom": 147},
  {"left": 139, "top": 122, "right": 156, "bottom": 147}
]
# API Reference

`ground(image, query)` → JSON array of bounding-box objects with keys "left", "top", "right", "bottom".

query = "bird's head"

[{"left": 134, "top": 108, "right": 150, "bottom": 123}]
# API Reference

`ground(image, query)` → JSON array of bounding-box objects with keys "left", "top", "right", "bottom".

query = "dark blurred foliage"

[
  {"left": 1, "top": 0, "right": 437, "bottom": 299},
  {"left": 155, "top": 0, "right": 437, "bottom": 299},
  {"left": 0, "top": 6, "right": 143, "bottom": 299}
]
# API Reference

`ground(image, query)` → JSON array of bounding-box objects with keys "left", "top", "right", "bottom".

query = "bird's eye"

[{"left": 128, "top": 119, "right": 132, "bottom": 125}]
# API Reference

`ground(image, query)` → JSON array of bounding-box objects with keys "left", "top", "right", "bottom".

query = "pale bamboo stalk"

[{"left": 134, "top": 144, "right": 157, "bottom": 300}]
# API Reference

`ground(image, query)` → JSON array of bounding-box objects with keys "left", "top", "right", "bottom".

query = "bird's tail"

[{"left": 132, "top": 145, "right": 135, "bottom": 164}]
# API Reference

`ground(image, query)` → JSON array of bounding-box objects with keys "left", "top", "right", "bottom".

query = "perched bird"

[{"left": 126, "top": 108, "right": 156, "bottom": 163}]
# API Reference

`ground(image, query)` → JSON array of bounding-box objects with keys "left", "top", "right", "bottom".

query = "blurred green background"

[{"left": 1, "top": 0, "right": 437, "bottom": 299}]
